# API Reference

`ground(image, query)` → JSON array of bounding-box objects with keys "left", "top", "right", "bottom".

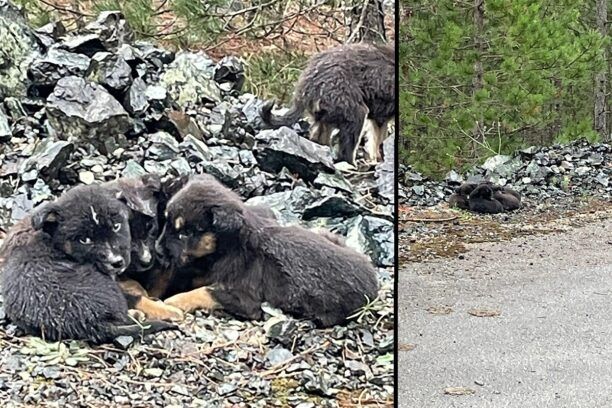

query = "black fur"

[
  {"left": 102, "top": 174, "right": 163, "bottom": 273},
  {"left": 491, "top": 185, "right": 521, "bottom": 211},
  {"left": 157, "top": 174, "right": 379, "bottom": 327},
  {"left": 468, "top": 185, "right": 504, "bottom": 214},
  {"left": 0, "top": 184, "right": 176, "bottom": 343},
  {"left": 260, "top": 43, "right": 395, "bottom": 164},
  {"left": 448, "top": 183, "right": 478, "bottom": 210}
]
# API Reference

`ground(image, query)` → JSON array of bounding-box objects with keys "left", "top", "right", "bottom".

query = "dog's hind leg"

[{"left": 337, "top": 104, "right": 368, "bottom": 165}]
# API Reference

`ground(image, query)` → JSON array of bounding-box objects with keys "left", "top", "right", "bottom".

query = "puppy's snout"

[{"left": 103, "top": 251, "right": 128, "bottom": 273}]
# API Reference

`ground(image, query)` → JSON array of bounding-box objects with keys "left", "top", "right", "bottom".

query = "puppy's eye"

[
  {"left": 79, "top": 237, "right": 92, "bottom": 245},
  {"left": 113, "top": 223, "right": 121, "bottom": 232}
]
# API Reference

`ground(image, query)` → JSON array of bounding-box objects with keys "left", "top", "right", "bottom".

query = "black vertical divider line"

[{"left": 393, "top": 0, "right": 400, "bottom": 405}]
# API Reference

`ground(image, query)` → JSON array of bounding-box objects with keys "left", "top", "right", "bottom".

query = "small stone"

[
  {"left": 113, "top": 335, "right": 134, "bottom": 349},
  {"left": 79, "top": 171, "right": 95, "bottom": 185}
]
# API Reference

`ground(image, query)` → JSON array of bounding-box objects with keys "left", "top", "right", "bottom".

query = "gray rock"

[
  {"left": 60, "top": 34, "right": 106, "bottom": 57},
  {"left": 180, "top": 135, "right": 213, "bottom": 162},
  {"left": 46, "top": 76, "right": 131, "bottom": 149},
  {"left": 344, "top": 215, "right": 394, "bottom": 267},
  {"left": 113, "top": 335, "right": 134, "bottom": 349},
  {"left": 245, "top": 187, "right": 320, "bottom": 225},
  {"left": 375, "top": 136, "right": 395, "bottom": 203},
  {"left": 41, "top": 366, "right": 61, "bottom": 380},
  {"left": 123, "top": 77, "right": 148, "bottom": 115},
  {"left": 86, "top": 52, "right": 132, "bottom": 92},
  {"left": 266, "top": 347, "right": 293, "bottom": 365},
  {"left": 266, "top": 320, "right": 298, "bottom": 347},
  {"left": 0, "top": 0, "right": 41, "bottom": 98},
  {"left": 214, "top": 56, "right": 245, "bottom": 92},
  {"left": 121, "top": 159, "right": 147, "bottom": 178},
  {"left": 302, "top": 195, "right": 361, "bottom": 220},
  {"left": 0, "top": 106, "right": 11, "bottom": 142},
  {"left": 82, "top": 11, "right": 134, "bottom": 51},
  {"left": 254, "top": 128, "right": 335, "bottom": 181},
  {"left": 19, "top": 138, "right": 74, "bottom": 181},
  {"left": 313, "top": 172, "right": 353, "bottom": 193},
  {"left": 146, "top": 131, "right": 180, "bottom": 161},
  {"left": 28, "top": 48, "right": 91, "bottom": 91},
  {"left": 161, "top": 52, "right": 221, "bottom": 107}
]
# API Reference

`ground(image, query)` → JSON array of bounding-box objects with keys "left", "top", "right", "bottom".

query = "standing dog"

[
  {"left": 156, "top": 174, "right": 379, "bottom": 327},
  {"left": 260, "top": 43, "right": 395, "bottom": 165},
  {"left": 0, "top": 185, "right": 176, "bottom": 343}
]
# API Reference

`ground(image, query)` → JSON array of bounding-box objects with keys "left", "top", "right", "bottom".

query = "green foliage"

[
  {"left": 13, "top": 0, "right": 51, "bottom": 27},
  {"left": 92, "top": 0, "right": 156, "bottom": 36},
  {"left": 400, "top": 0, "right": 608, "bottom": 178},
  {"left": 244, "top": 50, "right": 307, "bottom": 103}
]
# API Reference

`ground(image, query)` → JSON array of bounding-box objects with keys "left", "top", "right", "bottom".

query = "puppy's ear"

[
  {"left": 31, "top": 203, "right": 61, "bottom": 235},
  {"left": 210, "top": 204, "right": 244, "bottom": 234},
  {"left": 161, "top": 175, "right": 190, "bottom": 198},
  {"left": 116, "top": 189, "right": 157, "bottom": 218}
]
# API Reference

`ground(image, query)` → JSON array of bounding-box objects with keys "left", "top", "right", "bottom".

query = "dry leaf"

[
  {"left": 398, "top": 343, "right": 416, "bottom": 351},
  {"left": 444, "top": 386, "right": 475, "bottom": 396},
  {"left": 468, "top": 308, "right": 501, "bottom": 317},
  {"left": 427, "top": 305, "right": 453, "bottom": 315}
]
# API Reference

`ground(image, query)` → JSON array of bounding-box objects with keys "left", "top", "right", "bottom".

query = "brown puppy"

[
  {"left": 156, "top": 174, "right": 379, "bottom": 327},
  {"left": 260, "top": 43, "right": 395, "bottom": 164}
]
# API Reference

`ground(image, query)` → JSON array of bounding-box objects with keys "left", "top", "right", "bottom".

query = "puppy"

[
  {"left": 156, "top": 174, "right": 379, "bottom": 328},
  {"left": 260, "top": 43, "right": 395, "bottom": 165},
  {"left": 491, "top": 185, "right": 521, "bottom": 211},
  {"left": 468, "top": 184, "right": 504, "bottom": 214},
  {"left": 0, "top": 185, "right": 176, "bottom": 343},
  {"left": 102, "top": 175, "right": 184, "bottom": 322},
  {"left": 448, "top": 183, "right": 478, "bottom": 210}
]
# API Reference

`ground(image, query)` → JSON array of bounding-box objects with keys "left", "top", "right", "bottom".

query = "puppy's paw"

[
  {"left": 137, "top": 297, "right": 185, "bottom": 322},
  {"left": 128, "top": 309, "right": 146, "bottom": 322},
  {"left": 164, "top": 287, "right": 218, "bottom": 314}
]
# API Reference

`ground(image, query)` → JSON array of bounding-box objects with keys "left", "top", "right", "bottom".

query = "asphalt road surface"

[{"left": 398, "top": 218, "right": 612, "bottom": 407}]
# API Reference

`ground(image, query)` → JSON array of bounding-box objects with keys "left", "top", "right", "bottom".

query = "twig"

[
  {"left": 259, "top": 341, "right": 330, "bottom": 377},
  {"left": 403, "top": 216, "right": 459, "bottom": 222}
]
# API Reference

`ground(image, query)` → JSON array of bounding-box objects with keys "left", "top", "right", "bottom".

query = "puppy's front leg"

[
  {"left": 146, "top": 267, "right": 175, "bottom": 299},
  {"left": 119, "top": 279, "right": 184, "bottom": 322},
  {"left": 164, "top": 287, "right": 219, "bottom": 314}
]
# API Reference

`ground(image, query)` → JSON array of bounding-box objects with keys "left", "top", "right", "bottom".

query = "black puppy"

[
  {"left": 102, "top": 175, "right": 185, "bottom": 322},
  {"left": 491, "top": 185, "right": 521, "bottom": 211},
  {"left": 157, "top": 174, "right": 379, "bottom": 327},
  {"left": 0, "top": 184, "right": 176, "bottom": 343},
  {"left": 468, "top": 184, "right": 504, "bottom": 214},
  {"left": 448, "top": 183, "right": 478, "bottom": 210}
]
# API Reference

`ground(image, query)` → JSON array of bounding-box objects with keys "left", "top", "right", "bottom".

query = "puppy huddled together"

[
  {"left": 0, "top": 173, "right": 379, "bottom": 343},
  {"left": 448, "top": 182, "right": 522, "bottom": 214}
]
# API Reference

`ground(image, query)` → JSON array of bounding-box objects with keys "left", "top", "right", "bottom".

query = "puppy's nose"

[{"left": 111, "top": 259, "right": 125, "bottom": 269}]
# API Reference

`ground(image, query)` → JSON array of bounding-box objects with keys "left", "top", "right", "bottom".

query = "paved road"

[{"left": 398, "top": 218, "right": 612, "bottom": 408}]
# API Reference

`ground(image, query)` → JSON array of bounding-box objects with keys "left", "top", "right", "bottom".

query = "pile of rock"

[
  {"left": 402, "top": 139, "right": 611, "bottom": 207},
  {"left": 0, "top": 4, "right": 394, "bottom": 405},
  {"left": 0, "top": 4, "right": 393, "bottom": 267}
]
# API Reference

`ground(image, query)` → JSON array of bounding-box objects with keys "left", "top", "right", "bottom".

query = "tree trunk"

[
  {"left": 347, "top": 0, "right": 387, "bottom": 43},
  {"left": 594, "top": 0, "right": 608, "bottom": 141},
  {"left": 471, "top": 0, "right": 485, "bottom": 154}
]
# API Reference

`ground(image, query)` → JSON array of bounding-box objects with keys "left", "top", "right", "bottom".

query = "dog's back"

[{"left": 259, "top": 224, "right": 379, "bottom": 327}]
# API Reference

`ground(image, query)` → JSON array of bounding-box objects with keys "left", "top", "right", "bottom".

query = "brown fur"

[{"left": 260, "top": 43, "right": 395, "bottom": 165}]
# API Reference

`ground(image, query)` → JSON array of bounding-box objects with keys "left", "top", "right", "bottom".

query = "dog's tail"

[{"left": 259, "top": 99, "right": 305, "bottom": 128}]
